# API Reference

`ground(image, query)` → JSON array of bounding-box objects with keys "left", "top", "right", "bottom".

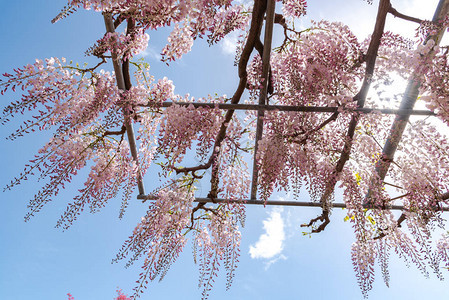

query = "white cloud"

[
  {"left": 136, "top": 46, "right": 162, "bottom": 61},
  {"left": 221, "top": 33, "right": 239, "bottom": 55},
  {"left": 249, "top": 207, "right": 285, "bottom": 260},
  {"left": 263, "top": 254, "right": 287, "bottom": 270}
]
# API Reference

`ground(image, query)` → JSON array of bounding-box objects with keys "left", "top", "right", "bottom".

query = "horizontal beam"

[
  {"left": 136, "top": 195, "right": 449, "bottom": 212},
  {"left": 141, "top": 102, "right": 437, "bottom": 116}
]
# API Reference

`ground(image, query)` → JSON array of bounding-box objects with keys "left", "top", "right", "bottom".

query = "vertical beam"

[
  {"left": 364, "top": 0, "right": 449, "bottom": 206},
  {"left": 250, "top": 0, "right": 276, "bottom": 199},
  {"left": 103, "top": 13, "right": 146, "bottom": 195}
]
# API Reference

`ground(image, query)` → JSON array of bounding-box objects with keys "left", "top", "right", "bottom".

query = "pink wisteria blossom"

[
  {"left": 96, "top": 29, "right": 149, "bottom": 61},
  {"left": 281, "top": 0, "right": 307, "bottom": 19},
  {"left": 3, "top": 0, "right": 449, "bottom": 299}
]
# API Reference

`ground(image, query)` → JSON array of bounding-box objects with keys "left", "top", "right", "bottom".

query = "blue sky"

[{"left": 1, "top": 1, "right": 448, "bottom": 299}]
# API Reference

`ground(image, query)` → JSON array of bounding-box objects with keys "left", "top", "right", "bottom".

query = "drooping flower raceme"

[
  {"left": 5, "top": 1, "right": 449, "bottom": 299},
  {"left": 115, "top": 182, "right": 194, "bottom": 297},
  {"left": 282, "top": 0, "right": 307, "bottom": 19}
]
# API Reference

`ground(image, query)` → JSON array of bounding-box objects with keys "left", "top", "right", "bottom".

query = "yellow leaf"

[{"left": 355, "top": 173, "right": 362, "bottom": 186}]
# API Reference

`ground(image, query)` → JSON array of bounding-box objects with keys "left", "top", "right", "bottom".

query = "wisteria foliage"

[{"left": 2, "top": 0, "right": 449, "bottom": 298}]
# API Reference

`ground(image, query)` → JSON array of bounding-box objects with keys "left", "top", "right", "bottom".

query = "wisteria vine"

[{"left": 2, "top": 0, "right": 449, "bottom": 299}]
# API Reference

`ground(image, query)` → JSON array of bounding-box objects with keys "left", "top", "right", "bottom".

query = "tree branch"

[
  {"left": 172, "top": 0, "right": 268, "bottom": 199},
  {"left": 103, "top": 125, "right": 126, "bottom": 137},
  {"left": 305, "top": 0, "right": 392, "bottom": 233},
  {"left": 373, "top": 190, "right": 449, "bottom": 240},
  {"left": 288, "top": 111, "right": 339, "bottom": 144},
  {"left": 389, "top": 5, "right": 426, "bottom": 24},
  {"left": 301, "top": 209, "right": 330, "bottom": 233}
]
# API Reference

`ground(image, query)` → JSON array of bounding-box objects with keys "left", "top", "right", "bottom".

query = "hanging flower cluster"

[
  {"left": 70, "top": 0, "right": 250, "bottom": 62},
  {"left": 114, "top": 182, "right": 194, "bottom": 296},
  {"left": 86, "top": 26, "right": 149, "bottom": 61},
  {"left": 4, "top": 0, "right": 449, "bottom": 299},
  {"left": 281, "top": 0, "right": 307, "bottom": 19},
  {"left": 1, "top": 57, "right": 121, "bottom": 138},
  {"left": 161, "top": 24, "right": 194, "bottom": 61},
  {"left": 158, "top": 102, "right": 225, "bottom": 165}
]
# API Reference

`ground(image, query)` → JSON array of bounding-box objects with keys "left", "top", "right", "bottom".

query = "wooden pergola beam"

[
  {"left": 142, "top": 101, "right": 436, "bottom": 116},
  {"left": 136, "top": 194, "right": 449, "bottom": 212}
]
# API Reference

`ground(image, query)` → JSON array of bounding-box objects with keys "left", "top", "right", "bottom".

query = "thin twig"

[
  {"left": 103, "top": 125, "right": 126, "bottom": 137},
  {"left": 389, "top": 5, "right": 426, "bottom": 24}
]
